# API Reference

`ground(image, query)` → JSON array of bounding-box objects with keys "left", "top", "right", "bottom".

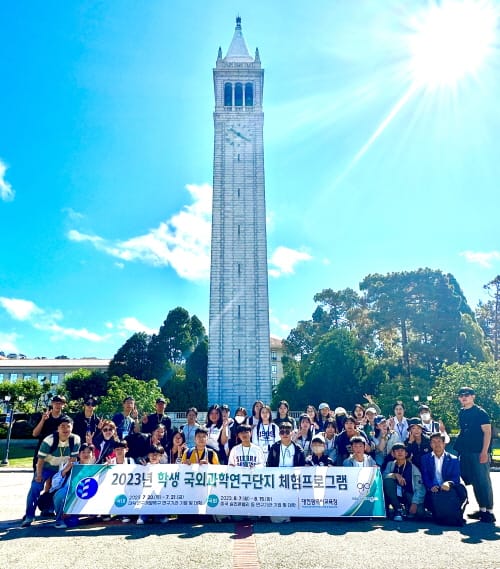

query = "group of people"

[{"left": 21, "top": 386, "right": 495, "bottom": 527}]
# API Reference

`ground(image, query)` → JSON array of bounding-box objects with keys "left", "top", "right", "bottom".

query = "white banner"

[{"left": 65, "top": 464, "right": 385, "bottom": 517}]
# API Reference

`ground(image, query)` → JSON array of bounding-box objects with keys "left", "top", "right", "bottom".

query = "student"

[
  {"left": 317, "top": 402, "right": 332, "bottom": 431},
  {"left": 266, "top": 422, "right": 305, "bottom": 524},
  {"left": 405, "top": 419, "right": 432, "bottom": 470},
  {"left": 136, "top": 445, "right": 170, "bottom": 525},
  {"left": 322, "top": 419, "right": 337, "bottom": 462},
  {"left": 93, "top": 420, "right": 119, "bottom": 464},
  {"left": 31, "top": 395, "right": 67, "bottom": 470},
  {"left": 169, "top": 431, "right": 187, "bottom": 464},
  {"left": 273, "top": 400, "right": 296, "bottom": 430},
  {"left": 112, "top": 396, "right": 139, "bottom": 440},
  {"left": 248, "top": 400, "right": 264, "bottom": 427},
  {"left": 22, "top": 416, "right": 81, "bottom": 527},
  {"left": 343, "top": 436, "right": 377, "bottom": 467},
  {"left": 72, "top": 397, "right": 101, "bottom": 444},
  {"left": 334, "top": 415, "right": 369, "bottom": 465},
  {"left": 383, "top": 442, "right": 425, "bottom": 521},
  {"left": 205, "top": 404, "right": 227, "bottom": 463},
  {"left": 292, "top": 414, "right": 314, "bottom": 458},
  {"left": 180, "top": 407, "right": 201, "bottom": 448},
  {"left": 251, "top": 404, "right": 280, "bottom": 462},
  {"left": 305, "top": 434, "right": 334, "bottom": 466},
  {"left": 52, "top": 443, "right": 95, "bottom": 528},
  {"left": 388, "top": 402, "right": 409, "bottom": 444},
  {"left": 228, "top": 424, "right": 265, "bottom": 467},
  {"left": 141, "top": 397, "right": 172, "bottom": 436},
  {"left": 182, "top": 427, "right": 220, "bottom": 465}
]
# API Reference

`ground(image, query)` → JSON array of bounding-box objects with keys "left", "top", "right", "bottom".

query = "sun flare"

[{"left": 408, "top": 0, "right": 498, "bottom": 89}]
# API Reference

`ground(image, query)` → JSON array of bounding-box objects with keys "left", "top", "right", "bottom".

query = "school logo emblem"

[
  {"left": 207, "top": 494, "right": 219, "bottom": 508},
  {"left": 75, "top": 477, "right": 98, "bottom": 500}
]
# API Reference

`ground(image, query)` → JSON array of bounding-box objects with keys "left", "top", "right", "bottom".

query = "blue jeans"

[
  {"left": 25, "top": 468, "right": 55, "bottom": 518},
  {"left": 53, "top": 484, "right": 69, "bottom": 523},
  {"left": 459, "top": 453, "right": 494, "bottom": 509}
]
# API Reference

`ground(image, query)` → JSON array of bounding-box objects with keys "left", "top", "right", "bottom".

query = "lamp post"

[{"left": 2, "top": 395, "right": 25, "bottom": 466}]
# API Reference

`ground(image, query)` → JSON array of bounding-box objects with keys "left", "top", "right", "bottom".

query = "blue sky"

[{"left": 1, "top": 1, "right": 499, "bottom": 359}]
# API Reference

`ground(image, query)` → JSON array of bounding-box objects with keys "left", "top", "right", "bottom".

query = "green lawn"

[{"left": 0, "top": 441, "right": 35, "bottom": 468}]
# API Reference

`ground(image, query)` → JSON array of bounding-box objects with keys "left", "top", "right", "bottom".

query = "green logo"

[
  {"left": 207, "top": 494, "right": 219, "bottom": 508},
  {"left": 114, "top": 494, "right": 128, "bottom": 508}
]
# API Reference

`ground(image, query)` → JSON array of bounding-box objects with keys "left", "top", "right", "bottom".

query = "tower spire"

[{"left": 224, "top": 16, "right": 253, "bottom": 62}]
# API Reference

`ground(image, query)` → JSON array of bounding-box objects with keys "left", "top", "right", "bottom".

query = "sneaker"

[
  {"left": 480, "top": 511, "right": 496, "bottom": 523},
  {"left": 21, "top": 517, "right": 34, "bottom": 527},
  {"left": 467, "top": 510, "right": 482, "bottom": 520},
  {"left": 136, "top": 518, "right": 145, "bottom": 525},
  {"left": 393, "top": 510, "right": 404, "bottom": 522},
  {"left": 159, "top": 516, "right": 169, "bottom": 524},
  {"left": 54, "top": 521, "right": 67, "bottom": 529},
  {"left": 121, "top": 517, "right": 131, "bottom": 523}
]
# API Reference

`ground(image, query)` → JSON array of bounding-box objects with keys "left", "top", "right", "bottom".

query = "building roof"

[
  {"left": 224, "top": 17, "right": 254, "bottom": 63},
  {"left": 0, "top": 358, "right": 110, "bottom": 372}
]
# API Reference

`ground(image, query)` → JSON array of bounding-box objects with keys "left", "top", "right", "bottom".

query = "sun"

[{"left": 408, "top": 0, "right": 498, "bottom": 89}]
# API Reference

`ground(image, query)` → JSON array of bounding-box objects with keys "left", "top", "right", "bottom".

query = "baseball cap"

[
  {"left": 156, "top": 397, "right": 166, "bottom": 404},
  {"left": 392, "top": 442, "right": 407, "bottom": 451},
  {"left": 311, "top": 434, "right": 325, "bottom": 444},
  {"left": 52, "top": 395, "right": 66, "bottom": 403},
  {"left": 458, "top": 386, "right": 475, "bottom": 396},
  {"left": 318, "top": 403, "right": 330, "bottom": 410}
]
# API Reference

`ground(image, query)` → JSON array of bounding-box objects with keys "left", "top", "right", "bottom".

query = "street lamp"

[
  {"left": 1, "top": 395, "right": 25, "bottom": 466},
  {"left": 413, "top": 395, "right": 433, "bottom": 403}
]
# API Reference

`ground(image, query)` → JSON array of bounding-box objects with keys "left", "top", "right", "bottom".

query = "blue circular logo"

[
  {"left": 75, "top": 477, "right": 99, "bottom": 500},
  {"left": 114, "top": 494, "right": 128, "bottom": 508},
  {"left": 207, "top": 494, "right": 219, "bottom": 508}
]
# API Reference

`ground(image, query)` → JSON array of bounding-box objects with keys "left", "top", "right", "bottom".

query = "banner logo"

[{"left": 76, "top": 477, "right": 99, "bottom": 500}]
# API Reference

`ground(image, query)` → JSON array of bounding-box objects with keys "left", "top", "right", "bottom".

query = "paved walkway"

[{"left": 1, "top": 471, "right": 499, "bottom": 569}]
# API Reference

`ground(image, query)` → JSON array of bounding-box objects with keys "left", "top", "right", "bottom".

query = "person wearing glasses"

[
  {"left": 266, "top": 422, "right": 305, "bottom": 523},
  {"left": 72, "top": 397, "right": 101, "bottom": 443},
  {"left": 454, "top": 386, "right": 495, "bottom": 523},
  {"left": 93, "top": 420, "right": 119, "bottom": 464}
]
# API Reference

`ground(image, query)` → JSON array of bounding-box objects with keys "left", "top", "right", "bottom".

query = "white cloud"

[
  {"left": 0, "top": 160, "right": 15, "bottom": 202},
  {"left": 0, "top": 332, "right": 20, "bottom": 353},
  {"left": 0, "top": 297, "right": 42, "bottom": 321},
  {"left": 0, "top": 296, "right": 109, "bottom": 343},
  {"left": 68, "top": 183, "right": 212, "bottom": 281},
  {"left": 461, "top": 250, "right": 500, "bottom": 268},
  {"left": 268, "top": 246, "right": 313, "bottom": 278},
  {"left": 269, "top": 311, "right": 291, "bottom": 334},
  {"left": 117, "top": 317, "right": 156, "bottom": 335}
]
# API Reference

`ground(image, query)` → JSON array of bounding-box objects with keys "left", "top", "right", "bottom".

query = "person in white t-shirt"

[
  {"left": 252, "top": 404, "right": 280, "bottom": 462},
  {"left": 228, "top": 425, "right": 265, "bottom": 468}
]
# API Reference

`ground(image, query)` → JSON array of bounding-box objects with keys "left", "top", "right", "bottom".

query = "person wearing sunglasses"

[
  {"left": 93, "top": 420, "right": 119, "bottom": 464},
  {"left": 72, "top": 398, "right": 101, "bottom": 444},
  {"left": 266, "top": 422, "right": 305, "bottom": 523},
  {"left": 454, "top": 386, "right": 495, "bottom": 523}
]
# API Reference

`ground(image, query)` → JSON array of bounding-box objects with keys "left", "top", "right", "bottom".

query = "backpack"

[
  {"left": 186, "top": 447, "right": 218, "bottom": 464},
  {"left": 430, "top": 484, "right": 468, "bottom": 526},
  {"left": 49, "top": 433, "right": 77, "bottom": 455},
  {"left": 37, "top": 491, "right": 55, "bottom": 513}
]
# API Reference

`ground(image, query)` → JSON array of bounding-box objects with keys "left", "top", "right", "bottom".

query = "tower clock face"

[{"left": 225, "top": 123, "right": 252, "bottom": 144}]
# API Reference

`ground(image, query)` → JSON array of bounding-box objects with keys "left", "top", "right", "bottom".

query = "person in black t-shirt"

[{"left": 455, "top": 386, "right": 495, "bottom": 523}]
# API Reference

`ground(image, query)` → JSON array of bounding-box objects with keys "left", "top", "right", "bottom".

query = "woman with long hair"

[
  {"left": 252, "top": 404, "right": 280, "bottom": 462},
  {"left": 93, "top": 420, "right": 119, "bottom": 464},
  {"left": 205, "top": 404, "right": 227, "bottom": 463}
]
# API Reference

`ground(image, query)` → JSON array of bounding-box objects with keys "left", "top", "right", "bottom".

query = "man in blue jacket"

[{"left": 420, "top": 432, "right": 466, "bottom": 519}]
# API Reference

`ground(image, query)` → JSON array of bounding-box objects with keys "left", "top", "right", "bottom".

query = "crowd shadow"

[{"left": 1, "top": 515, "right": 498, "bottom": 544}]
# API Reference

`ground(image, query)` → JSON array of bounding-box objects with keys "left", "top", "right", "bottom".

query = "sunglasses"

[
  {"left": 279, "top": 429, "right": 291, "bottom": 435},
  {"left": 458, "top": 394, "right": 472, "bottom": 398},
  {"left": 102, "top": 427, "right": 114, "bottom": 432}
]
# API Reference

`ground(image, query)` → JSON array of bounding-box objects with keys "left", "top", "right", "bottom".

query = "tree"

[
  {"left": 63, "top": 369, "right": 109, "bottom": 403},
  {"left": 477, "top": 275, "right": 500, "bottom": 360},
  {"left": 108, "top": 332, "right": 152, "bottom": 381},
  {"left": 97, "top": 375, "right": 165, "bottom": 418},
  {"left": 360, "top": 269, "right": 488, "bottom": 380},
  {"left": 0, "top": 379, "right": 43, "bottom": 413},
  {"left": 271, "top": 356, "right": 303, "bottom": 410},
  {"left": 300, "top": 329, "right": 372, "bottom": 411},
  {"left": 313, "top": 287, "right": 362, "bottom": 330},
  {"left": 429, "top": 362, "right": 500, "bottom": 431}
]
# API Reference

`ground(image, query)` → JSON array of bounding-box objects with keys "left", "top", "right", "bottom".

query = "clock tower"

[{"left": 208, "top": 18, "right": 271, "bottom": 410}]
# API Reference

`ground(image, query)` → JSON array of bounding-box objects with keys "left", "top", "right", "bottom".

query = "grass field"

[{"left": 0, "top": 440, "right": 35, "bottom": 468}]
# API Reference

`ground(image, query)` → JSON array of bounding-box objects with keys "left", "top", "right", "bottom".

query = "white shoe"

[
  {"left": 121, "top": 517, "right": 131, "bottom": 523},
  {"left": 54, "top": 521, "right": 67, "bottom": 529},
  {"left": 160, "top": 516, "right": 169, "bottom": 523},
  {"left": 136, "top": 518, "right": 145, "bottom": 525}
]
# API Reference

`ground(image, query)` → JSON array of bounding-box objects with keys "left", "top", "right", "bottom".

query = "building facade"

[{"left": 208, "top": 18, "right": 271, "bottom": 410}]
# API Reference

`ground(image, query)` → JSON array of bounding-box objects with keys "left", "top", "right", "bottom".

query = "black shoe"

[
  {"left": 479, "top": 511, "right": 496, "bottom": 523},
  {"left": 467, "top": 511, "right": 482, "bottom": 520}
]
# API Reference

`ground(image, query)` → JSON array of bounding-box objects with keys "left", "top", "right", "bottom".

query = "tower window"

[
  {"left": 235, "top": 83, "right": 243, "bottom": 106},
  {"left": 245, "top": 83, "right": 253, "bottom": 106},
  {"left": 224, "top": 82, "right": 232, "bottom": 107}
]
